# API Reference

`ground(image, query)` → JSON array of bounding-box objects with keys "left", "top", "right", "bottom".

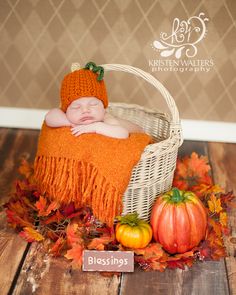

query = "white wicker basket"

[{"left": 71, "top": 63, "right": 183, "bottom": 221}]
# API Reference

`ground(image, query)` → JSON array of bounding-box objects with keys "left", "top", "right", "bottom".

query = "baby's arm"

[
  {"left": 104, "top": 113, "right": 144, "bottom": 133},
  {"left": 45, "top": 108, "right": 71, "bottom": 127},
  {"left": 71, "top": 122, "right": 129, "bottom": 139}
]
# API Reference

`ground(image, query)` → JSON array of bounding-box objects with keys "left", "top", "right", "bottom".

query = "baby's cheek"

[
  {"left": 67, "top": 110, "right": 82, "bottom": 124},
  {"left": 95, "top": 107, "right": 105, "bottom": 119}
]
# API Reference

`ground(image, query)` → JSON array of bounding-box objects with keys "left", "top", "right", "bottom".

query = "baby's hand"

[{"left": 71, "top": 122, "right": 101, "bottom": 136}]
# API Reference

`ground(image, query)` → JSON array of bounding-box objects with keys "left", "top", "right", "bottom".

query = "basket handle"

[{"left": 71, "top": 63, "right": 180, "bottom": 124}]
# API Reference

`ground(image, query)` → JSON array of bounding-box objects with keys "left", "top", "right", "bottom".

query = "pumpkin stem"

[
  {"left": 116, "top": 212, "right": 140, "bottom": 227},
  {"left": 171, "top": 188, "right": 184, "bottom": 203}
]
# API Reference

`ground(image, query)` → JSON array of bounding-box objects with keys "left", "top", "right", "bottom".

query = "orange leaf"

[
  {"left": 19, "top": 227, "right": 44, "bottom": 242},
  {"left": 87, "top": 236, "right": 114, "bottom": 250},
  {"left": 173, "top": 152, "right": 213, "bottom": 191},
  {"left": 134, "top": 243, "right": 167, "bottom": 260},
  {"left": 208, "top": 218, "right": 222, "bottom": 237},
  {"left": 66, "top": 223, "right": 83, "bottom": 246},
  {"left": 148, "top": 260, "right": 167, "bottom": 272},
  {"left": 187, "top": 152, "right": 211, "bottom": 177},
  {"left": 168, "top": 250, "right": 194, "bottom": 260},
  {"left": 208, "top": 194, "right": 223, "bottom": 213},
  {"left": 43, "top": 210, "right": 65, "bottom": 225},
  {"left": 50, "top": 237, "right": 66, "bottom": 257},
  {"left": 35, "top": 196, "right": 58, "bottom": 216},
  {"left": 64, "top": 244, "right": 84, "bottom": 269},
  {"left": 35, "top": 196, "right": 47, "bottom": 215}
]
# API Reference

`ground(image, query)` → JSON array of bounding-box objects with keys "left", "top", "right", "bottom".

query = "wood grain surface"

[
  {"left": 121, "top": 261, "right": 229, "bottom": 295},
  {"left": 0, "top": 128, "right": 39, "bottom": 295},
  {"left": 208, "top": 142, "right": 236, "bottom": 295},
  {"left": 13, "top": 243, "right": 121, "bottom": 295},
  {"left": 119, "top": 141, "right": 229, "bottom": 295},
  {"left": 0, "top": 128, "right": 234, "bottom": 295}
]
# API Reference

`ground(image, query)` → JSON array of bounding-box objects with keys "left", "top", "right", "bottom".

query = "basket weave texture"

[{"left": 71, "top": 63, "right": 183, "bottom": 221}]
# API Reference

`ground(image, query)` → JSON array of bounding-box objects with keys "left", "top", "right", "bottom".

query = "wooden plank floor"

[{"left": 0, "top": 128, "right": 235, "bottom": 295}]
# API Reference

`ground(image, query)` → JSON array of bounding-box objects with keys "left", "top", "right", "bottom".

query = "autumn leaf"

[
  {"left": 208, "top": 194, "right": 223, "bottom": 213},
  {"left": 220, "top": 191, "right": 236, "bottom": 207},
  {"left": 173, "top": 152, "right": 212, "bottom": 191},
  {"left": 66, "top": 222, "right": 83, "bottom": 246},
  {"left": 134, "top": 243, "right": 167, "bottom": 260},
  {"left": 60, "top": 203, "right": 76, "bottom": 217},
  {"left": 46, "top": 231, "right": 59, "bottom": 242},
  {"left": 195, "top": 240, "right": 212, "bottom": 260},
  {"left": 35, "top": 196, "right": 47, "bottom": 214},
  {"left": 18, "top": 159, "right": 34, "bottom": 179},
  {"left": 198, "top": 184, "right": 224, "bottom": 197},
  {"left": 7, "top": 200, "right": 27, "bottom": 216},
  {"left": 50, "top": 237, "right": 66, "bottom": 257},
  {"left": 87, "top": 236, "right": 115, "bottom": 250},
  {"left": 208, "top": 218, "right": 223, "bottom": 237},
  {"left": 35, "top": 196, "right": 59, "bottom": 216},
  {"left": 148, "top": 260, "right": 167, "bottom": 272},
  {"left": 166, "top": 251, "right": 195, "bottom": 269},
  {"left": 5, "top": 209, "right": 33, "bottom": 229},
  {"left": 19, "top": 227, "right": 44, "bottom": 242},
  {"left": 64, "top": 244, "right": 84, "bottom": 269},
  {"left": 43, "top": 210, "right": 65, "bottom": 225},
  {"left": 219, "top": 212, "right": 227, "bottom": 227}
]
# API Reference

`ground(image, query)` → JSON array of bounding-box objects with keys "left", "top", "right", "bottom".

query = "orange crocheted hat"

[{"left": 60, "top": 62, "right": 108, "bottom": 112}]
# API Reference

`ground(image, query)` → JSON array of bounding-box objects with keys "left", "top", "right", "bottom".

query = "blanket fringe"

[{"left": 34, "top": 156, "right": 122, "bottom": 226}]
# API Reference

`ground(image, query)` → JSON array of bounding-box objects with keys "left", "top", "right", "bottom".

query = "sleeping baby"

[
  {"left": 45, "top": 63, "right": 143, "bottom": 138},
  {"left": 34, "top": 62, "right": 152, "bottom": 226}
]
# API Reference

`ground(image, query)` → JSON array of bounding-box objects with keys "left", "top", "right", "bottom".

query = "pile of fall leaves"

[{"left": 4, "top": 152, "right": 235, "bottom": 271}]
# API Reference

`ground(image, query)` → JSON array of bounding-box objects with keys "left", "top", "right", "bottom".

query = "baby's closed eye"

[
  {"left": 71, "top": 104, "right": 81, "bottom": 109},
  {"left": 90, "top": 102, "right": 99, "bottom": 106}
]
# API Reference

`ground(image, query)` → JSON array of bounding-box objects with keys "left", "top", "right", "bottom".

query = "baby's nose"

[{"left": 81, "top": 105, "right": 90, "bottom": 113}]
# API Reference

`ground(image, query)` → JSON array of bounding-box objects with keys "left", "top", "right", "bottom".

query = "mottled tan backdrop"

[{"left": 0, "top": 0, "right": 235, "bottom": 122}]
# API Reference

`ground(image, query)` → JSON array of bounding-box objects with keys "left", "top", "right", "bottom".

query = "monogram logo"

[{"left": 152, "top": 12, "right": 209, "bottom": 59}]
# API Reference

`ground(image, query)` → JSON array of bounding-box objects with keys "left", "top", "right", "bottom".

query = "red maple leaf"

[
  {"left": 5, "top": 209, "right": 33, "bottom": 229},
  {"left": 167, "top": 251, "right": 195, "bottom": 270},
  {"left": 220, "top": 191, "right": 236, "bottom": 208}
]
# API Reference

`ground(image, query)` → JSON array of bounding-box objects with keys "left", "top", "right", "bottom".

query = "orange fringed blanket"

[{"left": 34, "top": 123, "right": 152, "bottom": 226}]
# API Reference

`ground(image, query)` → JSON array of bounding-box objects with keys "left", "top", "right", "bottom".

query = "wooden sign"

[{"left": 83, "top": 250, "right": 134, "bottom": 272}]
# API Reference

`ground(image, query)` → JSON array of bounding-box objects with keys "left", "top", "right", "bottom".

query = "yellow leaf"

[
  {"left": 219, "top": 212, "right": 227, "bottom": 227},
  {"left": 208, "top": 194, "right": 223, "bottom": 213},
  {"left": 19, "top": 227, "right": 44, "bottom": 242},
  {"left": 199, "top": 184, "right": 224, "bottom": 195}
]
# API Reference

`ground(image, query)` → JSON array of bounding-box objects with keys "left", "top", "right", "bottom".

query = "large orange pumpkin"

[{"left": 150, "top": 188, "right": 207, "bottom": 254}]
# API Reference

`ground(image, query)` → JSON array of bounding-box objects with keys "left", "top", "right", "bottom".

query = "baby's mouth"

[{"left": 80, "top": 116, "right": 93, "bottom": 122}]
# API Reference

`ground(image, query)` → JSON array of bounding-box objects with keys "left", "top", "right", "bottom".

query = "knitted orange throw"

[{"left": 34, "top": 123, "right": 152, "bottom": 226}]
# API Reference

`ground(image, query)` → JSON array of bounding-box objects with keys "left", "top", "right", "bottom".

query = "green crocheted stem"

[{"left": 84, "top": 61, "right": 104, "bottom": 81}]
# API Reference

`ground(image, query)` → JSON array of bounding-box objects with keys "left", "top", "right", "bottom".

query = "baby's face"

[{"left": 66, "top": 97, "right": 105, "bottom": 125}]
